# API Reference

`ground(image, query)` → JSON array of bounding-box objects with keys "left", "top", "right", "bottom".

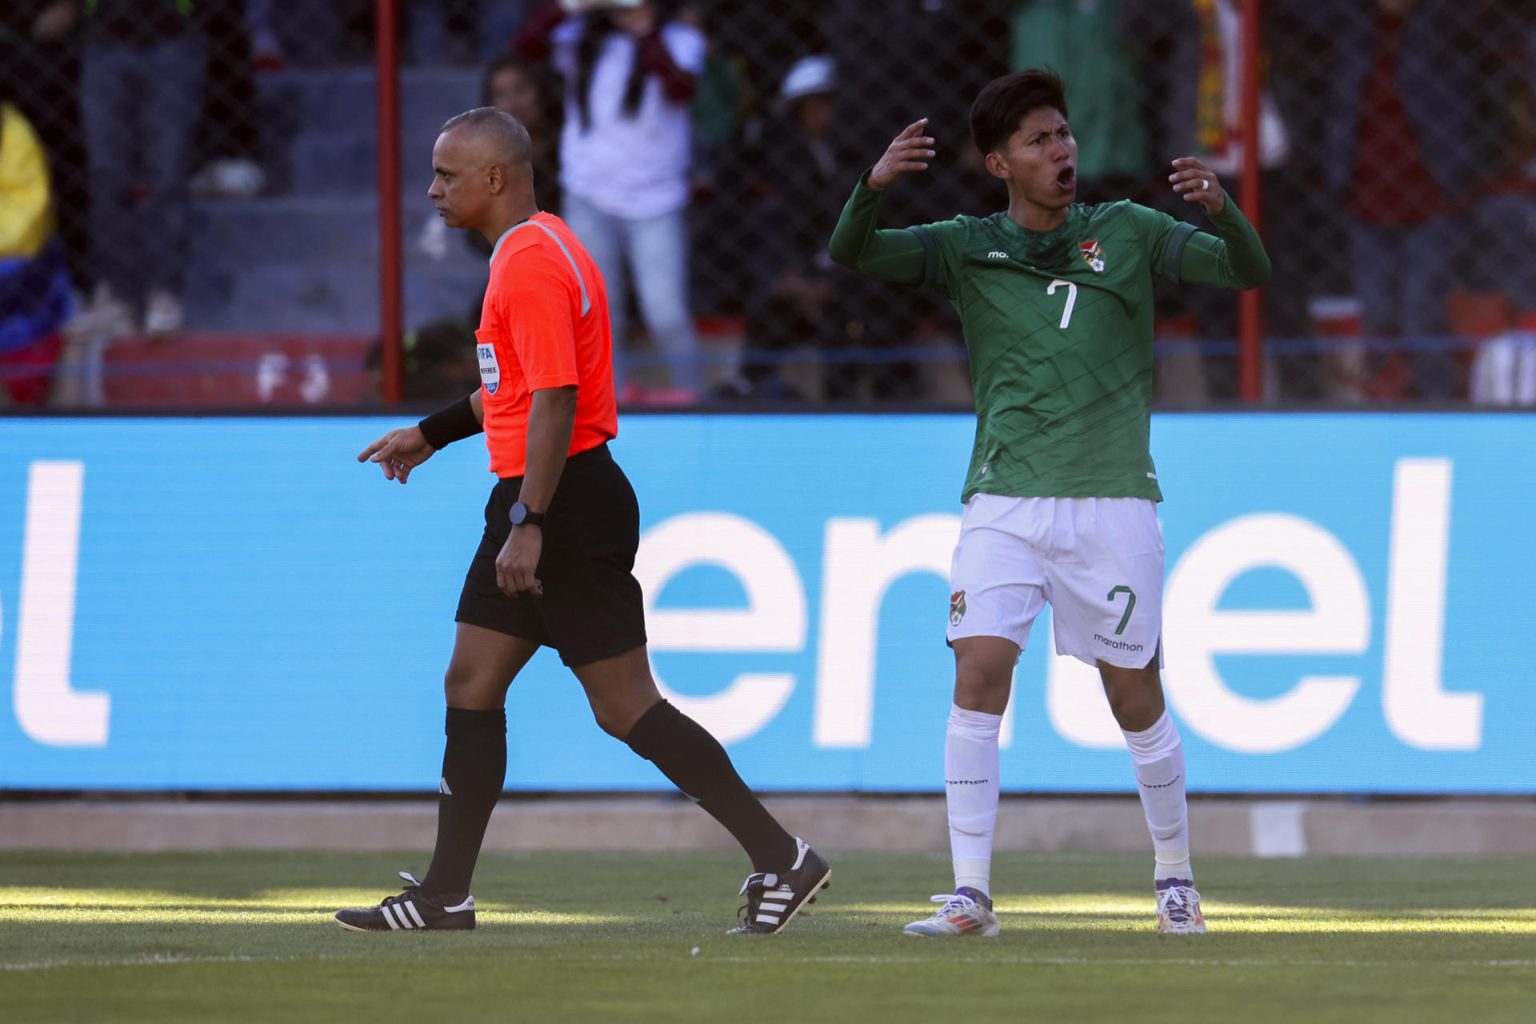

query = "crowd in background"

[{"left": 1, "top": 0, "right": 1533, "bottom": 407}]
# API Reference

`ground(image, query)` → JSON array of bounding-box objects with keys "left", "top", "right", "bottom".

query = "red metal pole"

[
  {"left": 1238, "top": 0, "right": 1265, "bottom": 403},
  {"left": 376, "top": 0, "right": 403, "bottom": 404}
]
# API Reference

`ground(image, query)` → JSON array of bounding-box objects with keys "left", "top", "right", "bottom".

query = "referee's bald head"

[{"left": 440, "top": 106, "right": 533, "bottom": 172}]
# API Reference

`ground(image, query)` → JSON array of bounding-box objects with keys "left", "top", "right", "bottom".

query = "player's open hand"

[
  {"left": 495, "top": 526, "right": 543, "bottom": 598},
  {"left": 357, "top": 425, "right": 435, "bottom": 484},
  {"left": 868, "top": 119, "right": 937, "bottom": 191},
  {"left": 1169, "top": 158, "right": 1226, "bottom": 216}
]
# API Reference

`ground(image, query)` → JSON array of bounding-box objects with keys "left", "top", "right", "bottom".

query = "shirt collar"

[{"left": 488, "top": 216, "right": 533, "bottom": 266}]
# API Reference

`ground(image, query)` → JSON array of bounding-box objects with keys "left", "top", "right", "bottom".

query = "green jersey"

[{"left": 828, "top": 179, "right": 1270, "bottom": 502}]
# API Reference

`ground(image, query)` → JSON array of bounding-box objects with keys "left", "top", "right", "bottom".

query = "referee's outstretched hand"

[{"left": 357, "top": 425, "right": 436, "bottom": 484}]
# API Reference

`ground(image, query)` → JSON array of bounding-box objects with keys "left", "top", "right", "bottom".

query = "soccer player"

[
  {"left": 828, "top": 70, "right": 1270, "bottom": 936},
  {"left": 334, "top": 107, "right": 828, "bottom": 935}
]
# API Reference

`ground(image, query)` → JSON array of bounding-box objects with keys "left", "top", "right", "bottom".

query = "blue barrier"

[{"left": 1, "top": 414, "right": 1532, "bottom": 793}]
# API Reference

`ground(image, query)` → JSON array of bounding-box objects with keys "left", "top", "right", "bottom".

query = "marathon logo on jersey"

[
  {"left": 1079, "top": 239, "right": 1106, "bottom": 273},
  {"left": 478, "top": 343, "right": 500, "bottom": 395},
  {"left": 949, "top": 590, "right": 967, "bottom": 627},
  {"left": 1094, "top": 633, "right": 1143, "bottom": 652}
]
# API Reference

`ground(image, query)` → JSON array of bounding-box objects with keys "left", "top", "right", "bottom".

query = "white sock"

[
  {"left": 945, "top": 704, "right": 1002, "bottom": 898},
  {"left": 1122, "top": 711, "right": 1193, "bottom": 883}
]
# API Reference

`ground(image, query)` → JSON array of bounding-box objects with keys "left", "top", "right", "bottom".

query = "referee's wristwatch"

[{"left": 509, "top": 502, "right": 546, "bottom": 528}]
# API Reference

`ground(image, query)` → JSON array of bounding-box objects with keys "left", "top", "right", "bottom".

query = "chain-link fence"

[{"left": 1, "top": 0, "right": 1531, "bottom": 409}]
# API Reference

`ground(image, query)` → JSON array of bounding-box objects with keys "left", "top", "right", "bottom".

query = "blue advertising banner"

[{"left": 0, "top": 414, "right": 1531, "bottom": 793}]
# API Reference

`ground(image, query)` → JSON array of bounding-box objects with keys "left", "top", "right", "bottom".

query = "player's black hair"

[{"left": 970, "top": 69, "right": 1069, "bottom": 154}]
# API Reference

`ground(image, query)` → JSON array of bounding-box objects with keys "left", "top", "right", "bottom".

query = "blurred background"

[{"left": 0, "top": 0, "right": 1531, "bottom": 412}]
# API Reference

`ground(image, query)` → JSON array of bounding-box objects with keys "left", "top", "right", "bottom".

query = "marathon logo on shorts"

[
  {"left": 949, "top": 590, "right": 967, "bottom": 627},
  {"left": 478, "top": 343, "right": 500, "bottom": 395},
  {"left": 1079, "top": 239, "right": 1106, "bottom": 273},
  {"left": 1094, "top": 633, "right": 1144, "bottom": 652}
]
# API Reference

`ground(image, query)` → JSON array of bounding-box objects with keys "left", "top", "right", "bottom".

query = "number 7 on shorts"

[{"left": 1107, "top": 585, "right": 1136, "bottom": 636}]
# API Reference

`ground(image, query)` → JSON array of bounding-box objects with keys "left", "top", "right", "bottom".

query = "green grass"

[{"left": 2, "top": 851, "right": 1534, "bottom": 1023}]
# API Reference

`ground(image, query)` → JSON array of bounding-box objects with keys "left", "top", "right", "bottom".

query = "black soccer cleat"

[
  {"left": 727, "top": 837, "right": 831, "bottom": 935},
  {"left": 334, "top": 871, "right": 476, "bottom": 932}
]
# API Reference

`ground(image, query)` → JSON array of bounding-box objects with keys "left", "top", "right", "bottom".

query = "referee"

[{"left": 334, "top": 108, "right": 828, "bottom": 936}]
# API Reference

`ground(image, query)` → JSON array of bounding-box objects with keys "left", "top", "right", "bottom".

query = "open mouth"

[{"left": 1056, "top": 166, "right": 1076, "bottom": 190}]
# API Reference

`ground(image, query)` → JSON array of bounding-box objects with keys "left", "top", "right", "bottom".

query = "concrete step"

[
  {"left": 257, "top": 68, "right": 480, "bottom": 195},
  {"left": 183, "top": 251, "right": 484, "bottom": 334},
  {"left": 5, "top": 797, "right": 1535, "bottom": 856},
  {"left": 184, "top": 193, "right": 485, "bottom": 333}
]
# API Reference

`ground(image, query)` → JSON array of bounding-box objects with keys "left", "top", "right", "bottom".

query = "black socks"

[
  {"left": 625, "top": 699, "right": 796, "bottom": 874},
  {"left": 420, "top": 700, "right": 795, "bottom": 894},
  {"left": 421, "top": 707, "right": 507, "bottom": 897}
]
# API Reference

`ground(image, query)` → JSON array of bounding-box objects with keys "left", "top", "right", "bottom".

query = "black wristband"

[{"left": 417, "top": 395, "right": 482, "bottom": 450}]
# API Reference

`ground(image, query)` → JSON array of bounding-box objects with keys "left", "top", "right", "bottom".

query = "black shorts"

[{"left": 455, "top": 443, "right": 647, "bottom": 667}]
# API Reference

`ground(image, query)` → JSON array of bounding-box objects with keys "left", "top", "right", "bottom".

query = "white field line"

[
  {"left": 684, "top": 954, "right": 1536, "bottom": 969},
  {"left": 4, "top": 952, "right": 1534, "bottom": 972},
  {"left": 0, "top": 953, "right": 343, "bottom": 972}
]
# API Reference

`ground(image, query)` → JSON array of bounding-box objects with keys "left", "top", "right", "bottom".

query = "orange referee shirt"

[{"left": 476, "top": 211, "right": 617, "bottom": 478}]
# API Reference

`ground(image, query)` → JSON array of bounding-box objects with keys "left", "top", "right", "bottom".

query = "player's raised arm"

[
  {"left": 356, "top": 389, "right": 485, "bottom": 485},
  {"left": 1164, "top": 156, "right": 1271, "bottom": 291},
  {"left": 828, "top": 120, "right": 938, "bottom": 285}
]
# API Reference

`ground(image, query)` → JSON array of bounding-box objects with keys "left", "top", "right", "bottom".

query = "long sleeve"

[
  {"left": 1177, "top": 201, "right": 1272, "bottom": 290},
  {"left": 636, "top": 28, "right": 697, "bottom": 102},
  {"left": 512, "top": 0, "right": 567, "bottom": 62},
  {"left": 827, "top": 174, "right": 929, "bottom": 286}
]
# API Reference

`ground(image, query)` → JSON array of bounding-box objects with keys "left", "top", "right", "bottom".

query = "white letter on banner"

[
  {"left": 814, "top": 515, "right": 959, "bottom": 748},
  {"left": 633, "top": 513, "right": 804, "bottom": 744},
  {"left": 1046, "top": 615, "right": 1123, "bottom": 748},
  {"left": 13, "top": 461, "right": 109, "bottom": 746},
  {"left": 1163, "top": 514, "right": 1368, "bottom": 754},
  {"left": 1383, "top": 458, "right": 1480, "bottom": 749}
]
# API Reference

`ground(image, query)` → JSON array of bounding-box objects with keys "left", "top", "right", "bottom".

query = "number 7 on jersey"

[{"left": 1047, "top": 279, "right": 1077, "bottom": 329}]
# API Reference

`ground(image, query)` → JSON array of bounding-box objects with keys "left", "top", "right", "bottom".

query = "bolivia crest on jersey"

[
  {"left": 1079, "top": 239, "right": 1106, "bottom": 273},
  {"left": 477, "top": 341, "right": 501, "bottom": 395}
]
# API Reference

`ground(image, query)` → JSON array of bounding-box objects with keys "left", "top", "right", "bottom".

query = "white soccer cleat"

[
  {"left": 903, "top": 887, "right": 1000, "bottom": 937},
  {"left": 1156, "top": 879, "right": 1207, "bottom": 934}
]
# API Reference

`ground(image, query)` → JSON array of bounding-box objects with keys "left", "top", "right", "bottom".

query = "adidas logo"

[{"left": 753, "top": 880, "right": 796, "bottom": 927}]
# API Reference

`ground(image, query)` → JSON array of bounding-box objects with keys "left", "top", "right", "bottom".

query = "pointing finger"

[{"left": 357, "top": 437, "right": 388, "bottom": 463}]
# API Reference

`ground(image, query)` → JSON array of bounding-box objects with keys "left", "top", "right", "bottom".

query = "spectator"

[
  {"left": 1466, "top": 1, "right": 1536, "bottom": 323},
  {"left": 719, "top": 55, "right": 950, "bottom": 403},
  {"left": 483, "top": 54, "right": 562, "bottom": 215},
  {"left": 1118, "top": 0, "right": 1305, "bottom": 402},
  {"left": 824, "top": 0, "right": 1011, "bottom": 401},
  {"left": 1324, "top": 0, "right": 1497, "bottom": 400},
  {"left": 515, "top": 0, "right": 706, "bottom": 401},
  {"left": 722, "top": 55, "right": 843, "bottom": 400},
  {"left": 828, "top": 0, "right": 1011, "bottom": 212},
  {"left": 189, "top": 0, "right": 267, "bottom": 201},
  {"left": 0, "top": 101, "right": 72, "bottom": 405},
  {"left": 0, "top": 2, "right": 91, "bottom": 299},
  {"left": 78, "top": 0, "right": 212, "bottom": 336}
]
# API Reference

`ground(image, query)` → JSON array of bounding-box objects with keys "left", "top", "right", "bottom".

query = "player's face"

[
  {"left": 989, "top": 106, "right": 1077, "bottom": 211},
  {"left": 427, "top": 130, "right": 492, "bottom": 230}
]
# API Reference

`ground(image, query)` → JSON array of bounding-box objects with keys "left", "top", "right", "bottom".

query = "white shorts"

[{"left": 946, "top": 494, "right": 1164, "bottom": 669}]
